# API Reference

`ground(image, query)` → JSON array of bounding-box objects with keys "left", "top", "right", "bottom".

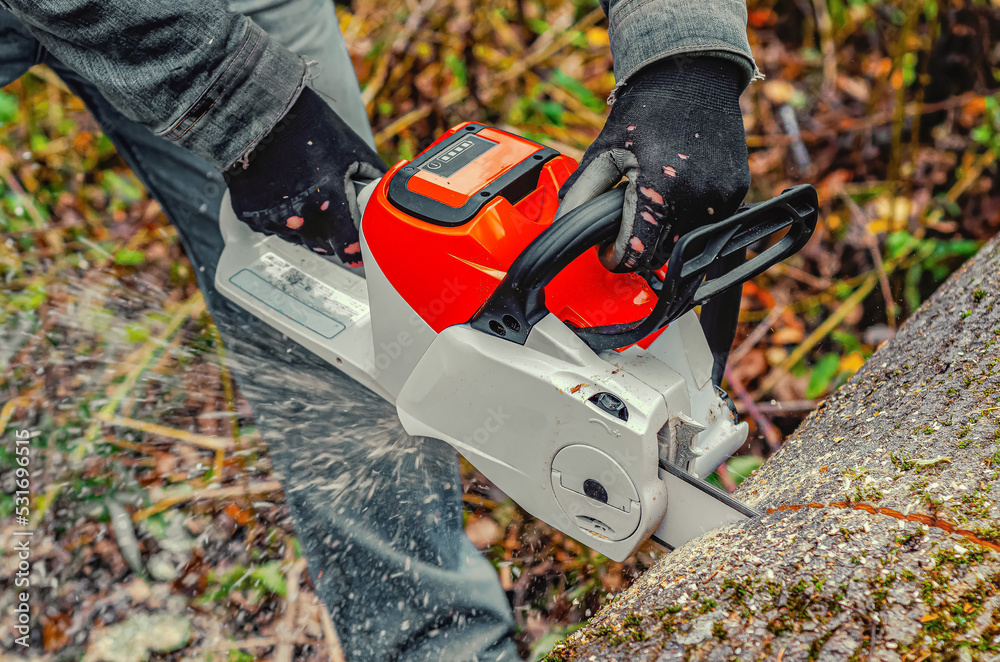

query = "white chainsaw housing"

[{"left": 216, "top": 184, "right": 749, "bottom": 561}]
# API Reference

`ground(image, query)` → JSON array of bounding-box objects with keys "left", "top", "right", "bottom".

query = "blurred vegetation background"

[{"left": 1, "top": 0, "right": 999, "bottom": 659}]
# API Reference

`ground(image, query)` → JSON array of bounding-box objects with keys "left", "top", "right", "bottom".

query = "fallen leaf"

[
  {"left": 225, "top": 502, "right": 254, "bottom": 526},
  {"left": 773, "top": 326, "right": 804, "bottom": 345},
  {"left": 840, "top": 352, "right": 866, "bottom": 374},
  {"left": 731, "top": 349, "right": 767, "bottom": 385},
  {"left": 763, "top": 80, "right": 796, "bottom": 104},
  {"left": 912, "top": 456, "right": 950, "bottom": 469},
  {"left": 43, "top": 612, "right": 71, "bottom": 652},
  {"left": 84, "top": 613, "right": 191, "bottom": 662},
  {"left": 465, "top": 515, "right": 501, "bottom": 549}
]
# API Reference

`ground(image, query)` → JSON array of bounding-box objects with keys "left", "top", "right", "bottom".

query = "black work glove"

[
  {"left": 558, "top": 56, "right": 750, "bottom": 272},
  {"left": 225, "top": 86, "right": 387, "bottom": 268}
]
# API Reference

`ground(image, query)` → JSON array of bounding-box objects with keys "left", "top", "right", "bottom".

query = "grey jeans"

[{"left": 0, "top": 3, "right": 518, "bottom": 660}]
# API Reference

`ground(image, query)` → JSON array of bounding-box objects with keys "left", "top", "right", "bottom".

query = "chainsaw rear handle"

[{"left": 471, "top": 184, "right": 819, "bottom": 351}]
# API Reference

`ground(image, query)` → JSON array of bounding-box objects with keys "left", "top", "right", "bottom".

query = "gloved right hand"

[{"left": 224, "top": 86, "right": 387, "bottom": 268}]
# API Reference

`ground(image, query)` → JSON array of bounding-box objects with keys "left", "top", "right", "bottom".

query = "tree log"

[{"left": 549, "top": 235, "right": 1000, "bottom": 662}]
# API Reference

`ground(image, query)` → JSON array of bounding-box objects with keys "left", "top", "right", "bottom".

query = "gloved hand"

[
  {"left": 225, "top": 86, "right": 387, "bottom": 268},
  {"left": 558, "top": 56, "right": 750, "bottom": 273}
]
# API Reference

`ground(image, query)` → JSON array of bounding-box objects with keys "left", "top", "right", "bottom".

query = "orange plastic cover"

[{"left": 363, "top": 123, "right": 658, "bottom": 345}]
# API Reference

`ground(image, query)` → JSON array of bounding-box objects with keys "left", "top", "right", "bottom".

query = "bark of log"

[{"left": 548, "top": 235, "right": 1000, "bottom": 662}]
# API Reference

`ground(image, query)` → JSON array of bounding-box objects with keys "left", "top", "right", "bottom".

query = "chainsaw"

[{"left": 215, "top": 123, "right": 818, "bottom": 562}]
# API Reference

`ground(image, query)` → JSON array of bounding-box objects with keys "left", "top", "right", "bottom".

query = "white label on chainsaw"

[{"left": 230, "top": 252, "right": 368, "bottom": 339}]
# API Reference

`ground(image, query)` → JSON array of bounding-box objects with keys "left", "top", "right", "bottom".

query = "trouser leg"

[
  {"left": 0, "top": 7, "right": 518, "bottom": 661},
  {"left": 0, "top": 5, "right": 40, "bottom": 84}
]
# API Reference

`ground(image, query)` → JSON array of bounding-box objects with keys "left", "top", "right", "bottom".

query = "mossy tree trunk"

[{"left": 549, "top": 235, "right": 1000, "bottom": 662}]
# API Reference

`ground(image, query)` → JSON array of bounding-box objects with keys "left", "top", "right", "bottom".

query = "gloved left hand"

[
  {"left": 225, "top": 86, "right": 387, "bottom": 267},
  {"left": 558, "top": 56, "right": 750, "bottom": 273}
]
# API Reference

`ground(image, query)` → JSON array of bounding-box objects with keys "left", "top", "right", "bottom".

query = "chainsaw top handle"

[{"left": 470, "top": 184, "right": 819, "bottom": 351}]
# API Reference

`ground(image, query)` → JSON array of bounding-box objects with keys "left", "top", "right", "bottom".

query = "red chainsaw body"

[{"left": 362, "top": 123, "right": 659, "bottom": 347}]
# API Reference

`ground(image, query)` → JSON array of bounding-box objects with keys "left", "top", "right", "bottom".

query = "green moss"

[
  {"left": 720, "top": 577, "right": 753, "bottom": 606},
  {"left": 786, "top": 579, "right": 812, "bottom": 616},
  {"left": 868, "top": 572, "right": 896, "bottom": 610},
  {"left": 652, "top": 607, "right": 684, "bottom": 636},
  {"left": 712, "top": 621, "right": 727, "bottom": 641},
  {"left": 958, "top": 492, "right": 992, "bottom": 519},
  {"left": 541, "top": 644, "right": 575, "bottom": 662},
  {"left": 916, "top": 572, "right": 1000, "bottom": 654},
  {"left": 766, "top": 614, "right": 792, "bottom": 636},
  {"left": 894, "top": 527, "right": 926, "bottom": 547},
  {"left": 593, "top": 625, "right": 614, "bottom": 638},
  {"left": 921, "top": 580, "right": 935, "bottom": 603},
  {"left": 854, "top": 483, "right": 885, "bottom": 501},
  {"left": 978, "top": 603, "right": 1000, "bottom": 652},
  {"left": 652, "top": 605, "right": 682, "bottom": 617},
  {"left": 808, "top": 630, "right": 836, "bottom": 660},
  {"left": 934, "top": 547, "right": 987, "bottom": 569},
  {"left": 890, "top": 452, "right": 916, "bottom": 471},
  {"left": 593, "top": 612, "right": 650, "bottom": 646}
]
